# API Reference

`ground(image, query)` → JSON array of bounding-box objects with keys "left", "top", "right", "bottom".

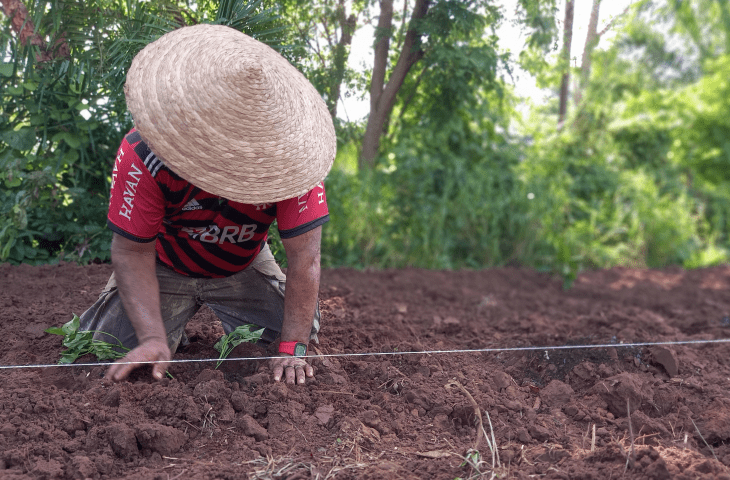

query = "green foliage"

[
  {"left": 0, "top": 0, "right": 288, "bottom": 266},
  {"left": 516, "top": 54, "right": 730, "bottom": 283},
  {"left": 617, "top": 0, "right": 730, "bottom": 87},
  {"left": 0, "top": 36, "right": 120, "bottom": 265},
  {"left": 323, "top": 77, "right": 536, "bottom": 270},
  {"left": 345, "top": 6, "right": 538, "bottom": 270},
  {"left": 3, "top": 0, "right": 729, "bottom": 279},
  {"left": 320, "top": 0, "right": 726, "bottom": 275},
  {"left": 275, "top": 0, "right": 370, "bottom": 118},
  {"left": 320, "top": 164, "right": 397, "bottom": 268},
  {"left": 626, "top": 54, "right": 730, "bottom": 260},
  {"left": 45, "top": 314, "right": 129, "bottom": 364},
  {"left": 514, "top": 0, "right": 560, "bottom": 81},
  {"left": 213, "top": 324, "right": 264, "bottom": 368},
  {"left": 384, "top": 114, "right": 532, "bottom": 269}
]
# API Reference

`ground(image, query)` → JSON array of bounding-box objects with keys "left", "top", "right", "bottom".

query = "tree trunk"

[
  {"left": 360, "top": 0, "right": 430, "bottom": 168},
  {"left": 722, "top": 0, "right": 730, "bottom": 54},
  {"left": 327, "top": 0, "right": 357, "bottom": 118},
  {"left": 574, "top": 0, "right": 601, "bottom": 104},
  {"left": 1, "top": 0, "right": 69, "bottom": 61},
  {"left": 1, "top": 0, "right": 39, "bottom": 47},
  {"left": 558, "top": 0, "right": 574, "bottom": 128}
]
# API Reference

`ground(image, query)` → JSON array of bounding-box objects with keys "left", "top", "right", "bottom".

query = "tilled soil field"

[{"left": 1, "top": 262, "right": 730, "bottom": 479}]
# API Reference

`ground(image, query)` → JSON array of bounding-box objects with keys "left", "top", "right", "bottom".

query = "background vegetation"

[{"left": 1, "top": 0, "right": 728, "bottom": 284}]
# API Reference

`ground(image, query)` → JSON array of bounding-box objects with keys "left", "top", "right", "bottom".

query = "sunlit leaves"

[
  {"left": 0, "top": 127, "right": 36, "bottom": 151},
  {"left": 0, "top": 63, "right": 14, "bottom": 77},
  {"left": 515, "top": 0, "right": 560, "bottom": 51}
]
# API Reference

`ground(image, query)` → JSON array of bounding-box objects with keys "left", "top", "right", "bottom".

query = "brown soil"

[{"left": 1, "top": 263, "right": 730, "bottom": 479}]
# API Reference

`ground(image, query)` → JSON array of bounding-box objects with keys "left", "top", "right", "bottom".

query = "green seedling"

[
  {"left": 47, "top": 315, "right": 175, "bottom": 379},
  {"left": 45, "top": 314, "right": 129, "bottom": 364},
  {"left": 213, "top": 324, "right": 264, "bottom": 368}
]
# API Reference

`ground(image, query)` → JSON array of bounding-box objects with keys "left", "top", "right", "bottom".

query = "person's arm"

[
  {"left": 270, "top": 225, "right": 322, "bottom": 384},
  {"left": 105, "top": 233, "right": 170, "bottom": 381}
]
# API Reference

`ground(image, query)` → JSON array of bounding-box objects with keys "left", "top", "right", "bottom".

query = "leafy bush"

[
  {"left": 0, "top": 0, "right": 286, "bottom": 265},
  {"left": 320, "top": 157, "right": 397, "bottom": 268},
  {"left": 517, "top": 57, "right": 729, "bottom": 284},
  {"left": 321, "top": 87, "right": 537, "bottom": 270},
  {"left": 325, "top": 22, "right": 540, "bottom": 270}
]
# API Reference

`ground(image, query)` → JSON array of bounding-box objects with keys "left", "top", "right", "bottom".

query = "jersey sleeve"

[
  {"left": 107, "top": 133, "right": 165, "bottom": 243},
  {"left": 276, "top": 181, "right": 329, "bottom": 239}
]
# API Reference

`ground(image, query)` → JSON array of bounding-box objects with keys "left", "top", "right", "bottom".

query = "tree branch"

[
  {"left": 580, "top": 0, "right": 601, "bottom": 74},
  {"left": 321, "top": 14, "right": 335, "bottom": 48},
  {"left": 370, "top": 0, "right": 394, "bottom": 114},
  {"left": 327, "top": 1, "right": 358, "bottom": 118},
  {"left": 558, "top": 0, "right": 574, "bottom": 127},
  {"left": 361, "top": 0, "right": 430, "bottom": 165},
  {"left": 378, "top": 0, "right": 429, "bottom": 114},
  {"left": 574, "top": 0, "right": 601, "bottom": 105},
  {"left": 394, "top": 0, "right": 409, "bottom": 55},
  {"left": 597, "top": 2, "right": 631, "bottom": 39},
  {"left": 391, "top": 62, "right": 428, "bottom": 138}
]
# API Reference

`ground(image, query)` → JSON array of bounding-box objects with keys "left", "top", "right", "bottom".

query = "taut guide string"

[{"left": 0, "top": 337, "right": 729, "bottom": 370}]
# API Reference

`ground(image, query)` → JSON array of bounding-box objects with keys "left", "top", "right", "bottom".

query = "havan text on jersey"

[{"left": 112, "top": 146, "right": 145, "bottom": 221}]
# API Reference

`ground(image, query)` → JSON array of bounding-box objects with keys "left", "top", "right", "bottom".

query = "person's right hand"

[{"left": 105, "top": 338, "right": 171, "bottom": 382}]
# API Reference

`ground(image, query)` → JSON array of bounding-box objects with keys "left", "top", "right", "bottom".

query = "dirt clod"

[
  {"left": 540, "top": 379, "right": 575, "bottom": 407},
  {"left": 69, "top": 455, "right": 97, "bottom": 480},
  {"left": 134, "top": 423, "right": 186, "bottom": 456},
  {"left": 236, "top": 415, "right": 269, "bottom": 442},
  {"left": 648, "top": 346, "right": 679, "bottom": 377},
  {"left": 108, "top": 423, "right": 138, "bottom": 458}
]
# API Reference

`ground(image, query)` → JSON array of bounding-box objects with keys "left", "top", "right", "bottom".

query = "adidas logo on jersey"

[{"left": 182, "top": 199, "right": 203, "bottom": 211}]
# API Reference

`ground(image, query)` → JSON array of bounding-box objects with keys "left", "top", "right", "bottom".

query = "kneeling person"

[{"left": 79, "top": 24, "right": 336, "bottom": 385}]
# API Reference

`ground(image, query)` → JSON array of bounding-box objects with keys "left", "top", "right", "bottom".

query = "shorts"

[{"left": 78, "top": 243, "right": 320, "bottom": 352}]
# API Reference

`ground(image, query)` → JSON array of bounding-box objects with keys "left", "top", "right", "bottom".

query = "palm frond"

[{"left": 213, "top": 0, "right": 288, "bottom": 51}]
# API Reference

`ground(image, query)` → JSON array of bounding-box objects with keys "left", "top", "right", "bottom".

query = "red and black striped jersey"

[{"left": 107, "top": 129, "right": 329, "bottom": 278}]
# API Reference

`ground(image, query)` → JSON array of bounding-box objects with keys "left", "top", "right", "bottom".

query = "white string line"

[{"left": 0, "top": 337, "right": 729, "bottom": 370}]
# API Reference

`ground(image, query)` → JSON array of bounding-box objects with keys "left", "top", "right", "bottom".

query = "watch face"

[{"left": 294, "top": 342, "right": 307, "bottom": 356}]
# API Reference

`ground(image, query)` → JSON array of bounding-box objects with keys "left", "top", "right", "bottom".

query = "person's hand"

[
  {"left": 105, "top": 338, "right": 171, "bottom": 382},
  {"left": 270, "top": 354, "right": 314, "bottom": 385}
]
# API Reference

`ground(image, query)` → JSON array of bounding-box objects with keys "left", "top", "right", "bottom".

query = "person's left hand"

[{"left": 270, "top": 354, "right": 314, "bottom": 385}]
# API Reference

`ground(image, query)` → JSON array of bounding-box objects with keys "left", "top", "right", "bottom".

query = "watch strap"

[{"left": 279, "top": 341, "right": 307, "bottom": 356}]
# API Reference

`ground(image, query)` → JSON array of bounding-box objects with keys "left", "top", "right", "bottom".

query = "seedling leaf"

[
  {"left": 62, "top": 315, "right": 80, "bottom": 335},
  {"left": 213, "top": 324, "right": 264, "bottom": 368},
  {"left": 46, "top": 314, "right": 129, "bottom": 364}
]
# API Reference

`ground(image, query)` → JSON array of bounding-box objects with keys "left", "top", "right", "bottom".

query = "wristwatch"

[{"left": 279, "top": 341, "right": 308, "bottom": 357}]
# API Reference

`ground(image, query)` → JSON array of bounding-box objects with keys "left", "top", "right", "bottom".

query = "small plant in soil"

[
  {"left": 45, "top": 314, "right": 130, "bottom": 364},
  {"left": 457, "top": 449, "right": 488, "bottom": 479},
  {"left": 213, "top": 324, "right": 264, "bottom": 368}
]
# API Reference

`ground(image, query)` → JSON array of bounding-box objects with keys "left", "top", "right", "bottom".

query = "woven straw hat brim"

[{"left": 124, "top": 24, "right": 336, "bottom": 204}]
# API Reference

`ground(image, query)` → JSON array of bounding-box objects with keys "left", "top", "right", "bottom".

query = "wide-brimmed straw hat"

[{"left": 124, "top": 24, "right": 336, "bottom": 204}]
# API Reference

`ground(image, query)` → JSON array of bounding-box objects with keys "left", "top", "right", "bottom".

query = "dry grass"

[
  {"left": 690, "top": 418, "right": 729, "bottom": 473},
  {"left": 625, "top": 398, "right": 636, "bottom": 472},
  {"left": 244, "top": 455, "right": 368, "bottom": 480},
  {"left": 201, "top": 402, "right": 218, "bottom": 439},
  {"left": 446, "top": 378, "right": 506, "bottom": 479}
]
